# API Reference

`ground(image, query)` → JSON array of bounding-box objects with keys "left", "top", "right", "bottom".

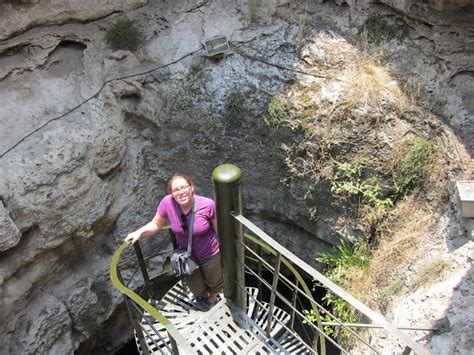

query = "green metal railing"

[{"left": 110, "top": 241, "right": 195, "bottom": 354}]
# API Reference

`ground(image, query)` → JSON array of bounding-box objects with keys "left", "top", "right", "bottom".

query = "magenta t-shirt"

[{"left": 157, "top": 194, "right": 220, "bottom": 261}]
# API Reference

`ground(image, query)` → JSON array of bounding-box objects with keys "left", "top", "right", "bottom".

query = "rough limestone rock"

[
  {"left": 0, "top": 0, "right": 147, "bottom": 41},
  {"left": 0, "top": 0, "right": 472, "bottom": 353},
  {"left": 0, "top": 202, "right": 21, "bottom": 251},
  {"left": 327, "top": 0, "right": 474, "bottom": 150},
  {"left": 14, "top": 293, "right": 74, "bottom": 354}
]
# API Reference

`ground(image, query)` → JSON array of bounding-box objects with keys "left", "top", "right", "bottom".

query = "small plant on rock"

[
  {"left": 330, "top": 160, "right": 394, "bottom": 208},
  {"left": 390, "top": 136, "right": 436, "bottom": 199},
  {"left": 264, "top": 96, "right": 292, "bottom": 127},
  {"left": 105, "top": 19, "right": 143, "bottom": 51}
]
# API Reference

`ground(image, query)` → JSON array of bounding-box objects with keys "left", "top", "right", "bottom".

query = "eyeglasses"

[
  {"left": 172, "top": 185, "right": 190, "bottom": 194},
  {"left": 180, "top": 214, "right": 188, "bottom": 231}
]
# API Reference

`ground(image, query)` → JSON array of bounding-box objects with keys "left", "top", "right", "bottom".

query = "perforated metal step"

[{"left": 135, "top": 282, "right": 314, "bottom": 354}]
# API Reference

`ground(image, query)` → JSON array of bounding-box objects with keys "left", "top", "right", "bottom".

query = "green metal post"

[
  {"left": 133, "top": 242, "right": 153, "bottom": 301},
  {"left": 212, "top": 164, "right": 245, "bottom": 311},
  {"left": 117, "top": 269, "right": 151, "bottom": 355}
]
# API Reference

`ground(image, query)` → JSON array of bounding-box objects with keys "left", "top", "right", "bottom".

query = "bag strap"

[{"left": 186, "top": 198, "right": 195, "bottom": 255}]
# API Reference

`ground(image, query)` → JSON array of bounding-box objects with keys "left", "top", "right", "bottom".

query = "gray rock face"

[
  {"left": 0, "top": 0, "right": 472, "bottom": 354},
  {"left": 0, "top": 0, "right": 147, "bottom": 41},
  {"left": 13, "top": 294, "right": 73, "bottom": 355},
  {"left": 331, "top": 0, "right": 474, "bottom": 151},
  {"left": 0, "top": 201, "right": 21, "bottom": 251}
]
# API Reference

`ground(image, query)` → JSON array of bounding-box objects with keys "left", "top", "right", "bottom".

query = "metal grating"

[{"left": 136, "top": 282, "right": 314, "bottom": 354}]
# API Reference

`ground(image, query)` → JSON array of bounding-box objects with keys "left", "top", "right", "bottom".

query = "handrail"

[
  {"left": 233, "top": 212, "right": 431, "bottom": 355},
  {"left": 110, "top": 242, "right": 196, "bottom": 354}
]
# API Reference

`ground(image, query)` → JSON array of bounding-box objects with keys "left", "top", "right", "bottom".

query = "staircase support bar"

[
  {"left": 133, "top": 242, "right": 153, "bottom": 301},
  {"left": 266, "top": 252, "right": 281, "bottom": 336}
]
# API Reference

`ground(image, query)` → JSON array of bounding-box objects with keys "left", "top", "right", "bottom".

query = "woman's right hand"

[{"left": 125, "top": 231, "right": 141, "bottom": 245}]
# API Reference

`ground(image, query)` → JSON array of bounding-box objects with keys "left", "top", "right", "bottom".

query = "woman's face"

[{"left": 170, "top": 177, "right": 193, "bottom": 207}]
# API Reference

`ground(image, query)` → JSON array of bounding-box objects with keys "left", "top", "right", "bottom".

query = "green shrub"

[
  {"left": 264, "top": 96, "right": 291, "bottom": 127},
  {"left": 105, "top": 19, "right": 143, "bottom": 51},
  {"left": 391, "top": 136, "right": 435, "bottom": 198},
  {"left": 331, "top": 160, "right": 394, "bottom": 208},
  {"left": 315, "top": 241, "right": 371, "bottom": 345}
]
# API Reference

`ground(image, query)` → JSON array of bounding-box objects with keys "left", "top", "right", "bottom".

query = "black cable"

[
  {"left": 1, "top": 39, "right": 340, "bottom": 160},
  {"left": 230, "top": 41, "right": 331, "bottom": 81},
  {"left": 0, "top": 46, "right": 203, "bottom": 159}
]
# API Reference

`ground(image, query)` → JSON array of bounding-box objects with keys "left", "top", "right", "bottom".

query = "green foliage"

[
  {"left": 264, "top": 96, "right": 291, "bottom": 127},
  {"left": 316, "top": 241, "right": 371, "bottom": 278},
  {"left": 391, "top": 136, "right": 435, "bottom": 197},
  {"left": 331, "top": 160, "right": 394, "bottom": 208},
  {"left": 105, "top": 19, "right": 143, "bottom": 51},
  {"left": 315, "top": 241, "right": 371, "bottom": 344},
  {"left": 329, "top": 137, "right": 436, "bottom": 209},
  {"left": 302, "top": 308, "right": 318, "bottom": 324},
  {"left": 321, "top": 294, "right": 356, "bottom": 341}
]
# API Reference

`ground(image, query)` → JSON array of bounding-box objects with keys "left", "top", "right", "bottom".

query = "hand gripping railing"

[
  {"left": 110, "top": 242, "right": 197, "bottom": 354},
  {"left": 232, "top": 213, "right": 432, "bottom": 355}
]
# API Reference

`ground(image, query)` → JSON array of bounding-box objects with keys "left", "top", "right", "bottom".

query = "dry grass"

[
  {"left": 412, "top": 257, "right": 452, "bottom": 290},
  {"left": 370, "top": 195, "right": 435, "bottom": 288},
  {"left": 339, "top": 195, "right": 437, "bottom": 310},
  {"left": 341, "top": 267, "right": 374, "bottom": 306},
  {"left": 346, "top": 57, "right": 402, "bottom": 109}
]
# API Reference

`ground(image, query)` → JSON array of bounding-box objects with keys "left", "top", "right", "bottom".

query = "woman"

[{"left": 125, "top": 173, "right": 222, "bottom": 308}]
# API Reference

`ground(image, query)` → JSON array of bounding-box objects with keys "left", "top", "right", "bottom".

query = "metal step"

[{"left": 135, "top": 282, "right": 314, "bottom": 354}]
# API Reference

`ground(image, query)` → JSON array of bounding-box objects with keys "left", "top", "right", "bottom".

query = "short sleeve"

[
  {"left": 157, "top": 195, "right": 171, "bottom": 219},
  {"left": 208, "top": 199, "right": 216, "bottom": 220}
]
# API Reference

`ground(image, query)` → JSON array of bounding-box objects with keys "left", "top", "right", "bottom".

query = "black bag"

[
  {"left": 170, "top": 200, "right": 200, "bottom": 278},
  {"left": 170, "top": 248, "right": 200, "bottom": 277}
]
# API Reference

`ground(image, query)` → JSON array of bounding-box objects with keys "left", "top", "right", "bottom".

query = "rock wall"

[
  {"left": 0, "top": 0, "right": 472, "bottom": 353},
  {"left": 330, "top": 0, "right": 474, "bottom": 151}
]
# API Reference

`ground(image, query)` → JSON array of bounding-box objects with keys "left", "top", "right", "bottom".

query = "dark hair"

[{"left": 166, "top": 173, "right": 194, "bottom": 194}]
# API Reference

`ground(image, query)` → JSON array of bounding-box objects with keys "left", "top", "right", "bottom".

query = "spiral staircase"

[
  {"left": 136, "top": 282, "right": 314, "bottom": 354},
  {"left": 111, "top": 164, "right": 431, "bottom": 355}
]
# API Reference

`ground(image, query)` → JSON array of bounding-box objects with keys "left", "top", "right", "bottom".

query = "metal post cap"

[{"left": 212, "top": 164, "right": 242, "bottom": 183}]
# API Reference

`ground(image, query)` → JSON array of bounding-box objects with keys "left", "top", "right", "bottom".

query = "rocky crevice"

[{"left": 0, "top": 0, "right": 148, "bottom": 42}]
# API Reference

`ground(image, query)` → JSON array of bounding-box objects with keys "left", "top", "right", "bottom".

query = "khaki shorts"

[{"left": 187, "top": 253, "right": 223, "bottom": 299}]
